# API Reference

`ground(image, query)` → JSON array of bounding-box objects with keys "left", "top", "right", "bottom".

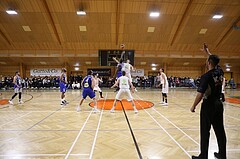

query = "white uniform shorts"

[
  {"left": 14, "top": 87, "right": 22, "bottom": 93},
  {"left": 162, "top": 83, "right": 169, "bottom": 94},
  {"left": 94, "top": 86, "right": 102, "bottom": 92},
  {"left": 115, "top": 89, "right": 133, "bottom": 100}
]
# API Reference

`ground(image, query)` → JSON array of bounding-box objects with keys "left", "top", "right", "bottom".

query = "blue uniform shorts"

[
  {"left": 82, "top": 88, "right": 95, "bottom": 99},
  {"left": 60, "top": 83, "right": 66, "bottom": 93}
]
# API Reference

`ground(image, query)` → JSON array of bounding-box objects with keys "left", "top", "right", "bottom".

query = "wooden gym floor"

[{"left": 0, "top": 88, "right": 239, "bottom": 159}]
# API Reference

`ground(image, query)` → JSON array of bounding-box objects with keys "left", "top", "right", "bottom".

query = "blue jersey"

[
  {"left": 117, "top": 63, "right": 123, "bottom": 78},
  {"left": 83, "top": 75, "right": 93, "bottom": 90},
  {"left": 14, "top": 76, "right": 22, "bottom": 88},
  {"left": 60, "top": 73, "right": 66, "bottom": 84}
]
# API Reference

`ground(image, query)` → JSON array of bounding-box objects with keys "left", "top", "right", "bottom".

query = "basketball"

[{"left": 120, "top": 44, "right": 125, "bottom": 49}]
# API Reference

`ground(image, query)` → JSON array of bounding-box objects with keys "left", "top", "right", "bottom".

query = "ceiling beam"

[
  {"left": 42, "top": 0, "right": 62, "bottom": 45},
  {"left": 116, "top": 0, "right": 120, "bottom": 45},
  {"left": 215, "top": 16, "right": 240, "bottom": 48},
  {"left": 0, "top": 29, "right": 11, "bottom": 45},
  {"left": 170, "top": 0, "right": 193, "bottom": 46}
]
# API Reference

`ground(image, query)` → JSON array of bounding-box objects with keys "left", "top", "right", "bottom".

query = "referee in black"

[{"left": 190, "top": 55, "right": 227, "bottom": 159}]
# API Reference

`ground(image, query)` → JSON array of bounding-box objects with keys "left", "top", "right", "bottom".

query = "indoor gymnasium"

[{"left": 0, "top": 0, "right": 240, "bottom": 159}]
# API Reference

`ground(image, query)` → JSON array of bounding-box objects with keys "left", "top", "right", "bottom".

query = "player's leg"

[
  {"left": 110, "top": 89, "right": 122, "bottom": 113},
  {"left": 77, "top": 90, "right": 87, "bottom": 112},
  {"left": 126, "top": 90, "right": 138, "bottom": 113},
  {"left": 18, "top": 88, "right": 23, "bottom": 104},
  {"left": 9, "top": 88, "right": 18, "bottom": 104}
]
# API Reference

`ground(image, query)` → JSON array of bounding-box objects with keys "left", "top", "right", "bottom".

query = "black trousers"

[{"left": 200, "top": 100, "right": 227, "bottom": 159}]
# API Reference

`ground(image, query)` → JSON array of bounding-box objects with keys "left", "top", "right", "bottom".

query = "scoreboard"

[{"left": 99, "top": 50, "right": 135, "bottom": 66}]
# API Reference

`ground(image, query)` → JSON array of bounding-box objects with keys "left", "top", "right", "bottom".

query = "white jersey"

[
  {"left": 122, "top": 63, "right": 132, "bottom": 74},
  {"left": 118, "top": 76, "right": 130, "bottom": 89},
  {"left": 160, "top": 72, "right": 169, "bottom": 93}
]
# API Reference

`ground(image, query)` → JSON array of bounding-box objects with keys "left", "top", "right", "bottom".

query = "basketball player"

[
  {"left": 76, "top": 70, "right": 100, "bottom": 113},
  {"left": 158, "top": 68, "right": 169, "bottom": 106},
  {"left": 122, "top": 59, "right": 134, "bottom": 83},
  {"left": 110, "top": 71, "right": 138, "bottom": 113},
  {"left": 59, "top": 68, "right": 68, "bottom": 106},
  {"left": 93, "top": 73, "right": 104, "bottom": 98},
  {"left": 9, "top": 71, "right": 23, "bottom": 105}
]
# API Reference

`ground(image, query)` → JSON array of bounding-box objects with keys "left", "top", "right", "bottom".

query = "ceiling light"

[
  {"left": 147, "top": 27, "right": 155, "bottom": 33},
  {"left": 0, "top": 62, "right": 7, "bottom": 65},
  {"left": 40, "top": 61, "right": 47, "bottom": 65},
  {"left": 6, "top": 9, "right": 18, "bottom": 15},
  {"left": 74, "top": 63, "right": 80, "bottom": 66},
  {"left": 79, "top": 26, "right": 87, "bottom": 32},
  {"left": 150, "top": 12, "right": 160, "bottom": 17},
  {"left": 75, "top": 67, "right": 79, "bottom": 71},
  {"left": 140, "top": 62, "right": 146, "bottom": 65},
  {"left": 199, "top": 28, "right": 207, "bottom": 34},
  {"left": 226, "top": 68, "right": 230, "bottom": 71},
  {"left": 77, "top": 11, "right": 86, "bottom": 15},
  {"left": 212, "top": 14, "right": 223, "bottom": 19},
  {"left": 151, "top": 63, "right": 157, "bottom": 66},
  {"left": 152, "top": 67, "right": 157, "bottom": 71},
  {"left": 85, "top": 61, "right": 91, "bottom": 65},
  {"left": 22, "top": 26, "right": 31, "bottom": 32}
]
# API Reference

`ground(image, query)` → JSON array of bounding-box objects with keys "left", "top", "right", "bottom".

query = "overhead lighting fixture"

[
  {"left": 79, "top": 26, "right": 87, "bottom": 32},
  {"left": 40, "top": 61, "right": 47, "bottom": 65},
  {"left": 199, "top": 28, "right": 207, "bottom": 34},
  {"left": 74, "top": 63, "right": 80, "bottom": 66},
  {"left": 0, "top": 62, "right": 7, "bottom": 65},
  {"left": 152, "top": 67, "right": 157, "bottom": 71},
  {"left": 77, "top": 11, "right": 86, "bottom": 16},
  {"left": 151, "top": 63, "right": 157, "bottom": 67},
  {"left": 75, "top": 67, "right": 79, "bottom": 71},
  {"left": 147, "top": 27, "right": 155, "bottom": 33},
  {"left": 183, "top": 62, "right": 190, "bottom": 66},
  {"left": 226, "top": 68, "right": 230, "bottom": 71},
  {"left": 22, "top": 26, "right": 31, "bottom": 32},
  {"left": 6, "top": 9, "right": 18, "bottom": 15},
  {"left": 140, "top": 62, "right": 146, "bottom": 65},
  {"left": 85, "top": 61, "right": 91, "bottom": 65},
  {"left": 150, "top": 12, "right": 160, "bottom": 17},
  {"left": 212, "top": 14, "right": 223, "bottom": 19}
]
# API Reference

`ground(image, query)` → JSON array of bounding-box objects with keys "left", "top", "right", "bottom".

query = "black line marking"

[
  {"left": 120, "top": 101, "right": 143, "bottom": 159},
  {"left": 27, "top": 108, "right": 61, "bottom": 130}
]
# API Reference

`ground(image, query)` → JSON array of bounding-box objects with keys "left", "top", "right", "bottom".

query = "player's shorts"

[
  {"left": 117, "top": 72, "right": 122, "bottom": 79},
  {"left": 94, "top": 86, "right": 102, "bottom": 92},
  {"left": 115, "top": 89, "right": 133, "bottom": 100},
  {"left": 162, "top": 83, "right": 169, "bottom": 94},
  {"left": 82, "top": 88, "right": 96, "bottom": 99},
  {"left": 59, "top": 83, "right": 67, "bottom": 93},
  {"left": 14, "top": 87, "right": 22, "bottom": 93}
]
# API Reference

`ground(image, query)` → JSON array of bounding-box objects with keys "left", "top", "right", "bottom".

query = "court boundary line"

[
  {"left": 134, "top": 94, "right": 191, "bottom": 158},
  {"left": 89, "top": 92, "right": 108, "bottom": 159},
  {"left": 64, "top": 110, "right": 93, "bottom": 159}
]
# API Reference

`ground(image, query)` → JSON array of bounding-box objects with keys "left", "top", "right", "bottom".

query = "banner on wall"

[
  {"left": 87, "top": 68, "right": 111, "bottom": 76},
  {"left": 30, "top": 68, "right": 62, "bottom": 77},
  {"left": 131, "top": 69, "right": 144, "bottom": 77}
]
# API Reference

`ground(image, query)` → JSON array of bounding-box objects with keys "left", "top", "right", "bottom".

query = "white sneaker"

[
  {"left": 61, "top": 101, "right": 66, "bottom": 106},
  {"left": 110, "top": 108, "right": 115, "bottom": 113},
  {"left": 76, "top": 106, "right": 81, "bottom": 112},
  {"left": 134, "top": 88, "right": 138, "bottom": 92},
  {"left": 134, "top": 109, "right": 138, "bottom": 114},
  {"left": 93, "top": 108, "right": 100, "bottom": 113},
  {"left": 159, "top": 101, "right": 165, "bottom": 104},
  {"left": 18, "top": 101, "right": 24, "bottom": 104},
  {"left": 9, "top": 100, "right": 13, "bottom": 105},
  {"left": 64, "top": 100, "right": 69, "bottom": 104},
  {"left": 162, "top": 103, "right": 168, "bottom": 106}
]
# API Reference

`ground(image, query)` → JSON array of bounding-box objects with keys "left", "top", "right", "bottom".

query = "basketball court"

[
  {"left": 0, "top": 0, "right": 240, "bottom": 159},
  {"left": 0, "top": 89, "right": 239, "bottom": 159}
]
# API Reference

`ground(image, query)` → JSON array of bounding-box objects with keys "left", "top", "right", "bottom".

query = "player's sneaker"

[
  {"left": 93, "top": 108, "right": 100, "bottom": 113},
  {"left": 161, "top": 103, "right": 168, "bottom": 106},
  {"left": 18, "top": 100, "right": 24, "bottom": 104},
  {"left": 134, "top": 88, "right": 138, "bottom": 92},
  {"left": 9, "top": 100, "right": 14, "bottom": 105},
  {"left": 76, "top": 106, "right": 81, "bottom": 112},
  {"left": 60, "top": 101, "right": 66, "bottom": 106},
  {"left": 110, "top": 108, "right": 115, "bottom": 113},
  {"left": 63, "top": 100, "right": 69, "bottom": 104},
  {"left": 134, "top": 108, "right": 138, "bottom": 114},
  {"left": 159, "top": 101, "right": 165, "bottom": 104}
]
